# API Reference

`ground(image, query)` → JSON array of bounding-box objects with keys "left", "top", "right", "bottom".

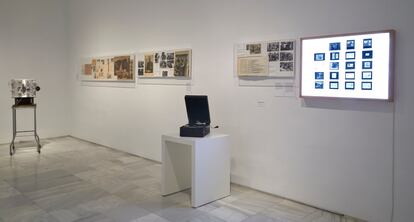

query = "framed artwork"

[
  {"left": 235, "top": 39, "right": 296, "bottom": 78},
  {"left": 81, "top": 54, "right": 135, "bottom": 82},
  {"left": 136, "top": 49, "right": 192, "bottom": 78}
]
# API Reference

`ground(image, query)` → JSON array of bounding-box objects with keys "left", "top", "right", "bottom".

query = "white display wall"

[
  {"left": 0, "top": 0, "right": 70, "bottom": 144},
  {"left": 63, "top": 1, "right": 413, "bottom": 222}
]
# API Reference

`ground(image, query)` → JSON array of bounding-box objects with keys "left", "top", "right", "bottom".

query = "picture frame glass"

[{"left": 300, "top": 30, "right": 393, "bottom": 100}]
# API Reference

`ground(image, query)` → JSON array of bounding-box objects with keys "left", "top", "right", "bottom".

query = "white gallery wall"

[
  {"left": 66, "top": 0, "right": 414, "bottom": 221},
  {"left": 0, "top": 0, "right": 70, "bottom": 144}
]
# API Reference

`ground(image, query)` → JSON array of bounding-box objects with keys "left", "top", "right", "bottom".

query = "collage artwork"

[{"left": 81, "top": 55, "right": 135, "bottom": 81}]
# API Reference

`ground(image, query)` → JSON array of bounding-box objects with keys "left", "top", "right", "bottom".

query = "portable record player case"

[{"left": 180, "top": 95, "right": 211, "bottom": 137}]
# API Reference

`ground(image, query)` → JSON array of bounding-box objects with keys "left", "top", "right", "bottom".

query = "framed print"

[{"left": 81, "top": 54, "right": 135, "bottom": 82}]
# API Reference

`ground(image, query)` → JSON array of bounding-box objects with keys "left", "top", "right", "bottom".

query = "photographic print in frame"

[
  {"left": 80, "top": 54, "right": 135, "bottom": 82},
  {"left": 83, "top": 64, "right": 92, "bottom": 75},
  {"left": 138, "top": 61, "right": 144, "bottom": 68},
  {"left": 144, "top": 54, "right": 154, "bottom": 77},
  {"left": 114, "top": 56, "right": 134, "bottom": 80},
  {"left": 281, "top": 41, "right": 294, "bottom": 51},
  {"left": 174, "top": 50, "right": 191, "bottom": 77},
  {"left": 247, "top": 44, "right": 261, "bottom": 54},
  {"left": 136, "top": 49, "right": 192, "bottom": 79},
  {"left": 267, "top": 42, "right": 279, "bottom": 52},
  {"left": 235, "top": 39, "right": 296, "bottom": 78},
  {"left": 138, "top": 69, "right": 144, "bottom": 76}
]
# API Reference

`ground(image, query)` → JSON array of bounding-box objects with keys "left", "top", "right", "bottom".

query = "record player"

[{"left": 180, "top": 95, "right": 211, "bottom": 137}]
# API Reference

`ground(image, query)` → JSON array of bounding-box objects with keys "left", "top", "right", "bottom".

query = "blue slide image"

[
  {"left": 315, "top": 72, "right": 324, "bottom": 80},
  {"left": 330, "top": 52, "right": 339, "bottom": 60},
  {"left": 345, "top": 81, "right": 355, "bottom": 90},
  {"left": 330, "top": 42, "right": 341, "bottom": 51},
  {"left": 363, "top": 38, "right": 372, "bottom": 48},
  {"left": 330, "top": 62, "right": 339, "bottom": 70},
  {"left": 362, "top": 61, "right": 373, "bottom": 69},
  {"left": 361, "top": 82, "right": 372, "bottom": 90},
  {"left": 362, "top": 71, "right": 372, "bottom": 80},
  {"left": 315, "top": 81, "right": 324, "bottom": 89},
  {"left": 346, "top": 51, "right": 355, "bottom": 60},
  {"left": 346, "top": 62, "right": 355, "bottom": 70},
  {"left": 329, "top": 81, "right": 339, "bottom": 89},
  {"left": 345, "top": 72, "right": 355, "bottom": 80},
  {"left": 347, "top": 40, "right": 355, "bottom": 50},
  {"left": 314, "top": 53, "right": 325, "bottom": 61},
  {"left": 362, "top": 50, "right": 373, "bottom": 59},
  {"left": 330, "top": 72, "right": 339, "bottom": 79}
]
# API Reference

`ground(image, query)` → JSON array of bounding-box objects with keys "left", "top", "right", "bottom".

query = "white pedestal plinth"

[{"left": 161, "top": 132, "right": 230, "bottom": 207}]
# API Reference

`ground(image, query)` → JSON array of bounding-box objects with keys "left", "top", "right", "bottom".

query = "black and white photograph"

[
  {"left": 362, "top": 71, "right": 372, "bottom": 80},
  {"left": 345, "top": 81, "right": 355, "bottom": 90},
  {"left": 346, "top": 51, "right": 355, "bottom": 60},
  {"left": 315, "top": 81, "right": 324, "bottom": 89},
  {"left": 345, "top": 72, "right": 355, "bottom": 80},
  {"left": 281, "top": 52, "right": 294, "bottom": 61},
  {"left": 330, "top": 62, "right": 339, "bottom": 70},
  {"left": 346, "top": 61, "right": 355, "bottom": 70},
  {"left": 330, "top": 72, "right": 339, "bottom": 79},
  {"left": 315, "top": 72, "right": 324, "bottom": 80},
  {"left": 154, "top": 53, "right": 160, "bottom": 63},
  {"left": 160, "top": 60, "right": 167, "bottom": 69},
  {"left": 236, "top": 40, "right": 295, "bottom": 77},
  {"left": 347, "top": 40, "right": 355, "bottom": 49},
  {"left": 138, "top": 68, "right": 143, "bottom": 76},
  {"left": 362, "top": 61, "right": 372, "bottom": 69},
  {"left": 138, "top": 49, "right": 192, "bottom": 78},
  {"left": 268, "top": 52, "right": 279, "bottom": 62},
  {"left": 267, "top": 42, "right": 279, "bottom": 52},
  {"left": 167, "top": 53, "right": 174, "bottom": 60},
  {"left": 280, "top": 62, "right": 293, "bottom": 72},
  {"left": 329, "top": 42, "right": 341, "bottom": 51},
  {"left": 167, "top": 60, "right": 174, "bottom": 68},
  {"left": 362, "top": 50, "right": 373, "bottom": 59},
  {"left": 361, "top": 81, "right": 373, "bottom": 90},
  {"left": 314, "top": 53, "right": 325, "bottom": 61},
  {"left": 281, "top": 41, "right": 294, "bottom": 51},
  {"left": 330, "top": 52, "right": 339, "bottom": 60},
  {"left": 174, "top": 50, "right": 191, "bottom": 77},
  {"left": 138, "top": 61, "right": 144, "bottom": 68},
  {"left": 144, "top": 54, "right": 154, "bottom": 75},
  {"left": 329, "top": 81, "right": 339, "bottom": 89},
  {"left": 363, "top": 38, "right": 372, "bottom": 48},
  {"left": 247, "top": 44, "right": 261, "bottom": 54}
]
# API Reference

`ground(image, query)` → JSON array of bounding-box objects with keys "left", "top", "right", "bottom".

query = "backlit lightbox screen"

[{"left": 300, "top": 30, "right": 395, "bottom": 100}]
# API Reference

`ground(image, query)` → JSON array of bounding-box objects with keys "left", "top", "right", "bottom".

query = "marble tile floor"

[{"left": 0, "top": 137, "right": 364, "bottom": 222}]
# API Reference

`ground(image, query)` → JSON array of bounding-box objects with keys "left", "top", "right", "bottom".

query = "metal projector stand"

[{"left": 9, "top": 104, "right": 41, "bottom": 155}]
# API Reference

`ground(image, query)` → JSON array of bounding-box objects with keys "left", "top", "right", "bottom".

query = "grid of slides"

[{"left": 313, "top": 38, "right": 374, "bottom": 91}]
